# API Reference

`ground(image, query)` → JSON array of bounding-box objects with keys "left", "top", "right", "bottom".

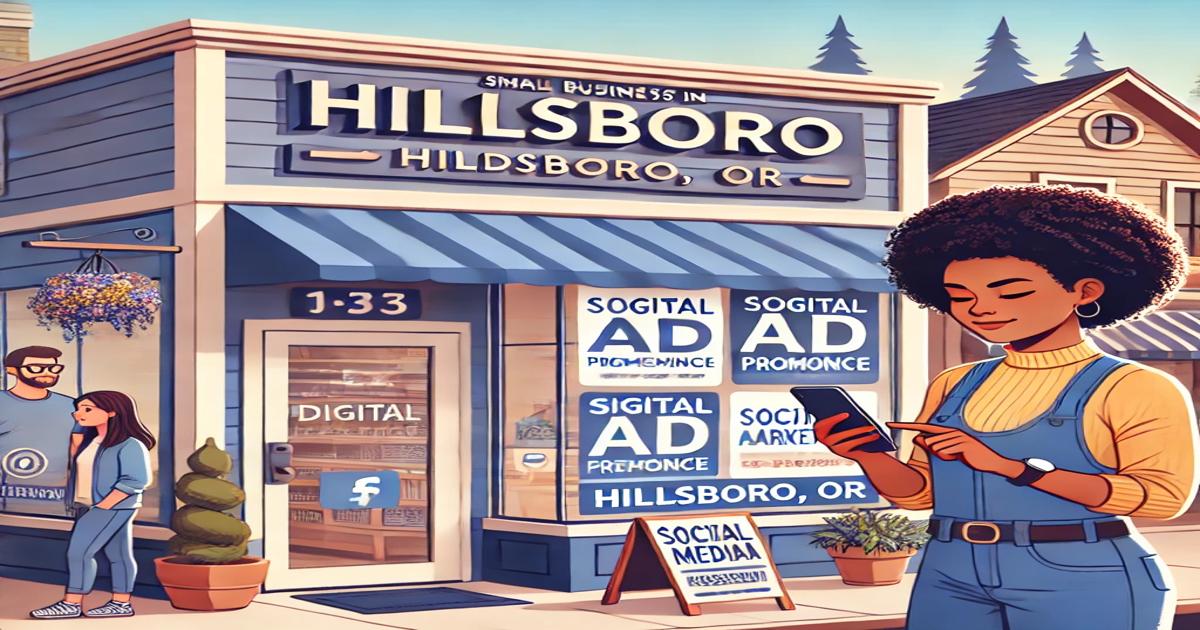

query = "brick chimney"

[{"left": 0, "top": 2, "right": 31, "bottom": 68}]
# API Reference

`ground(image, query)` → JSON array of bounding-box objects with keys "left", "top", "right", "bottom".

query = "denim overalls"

[{"left": 906, "top": 355, "right": 1175, "bottom": 630}]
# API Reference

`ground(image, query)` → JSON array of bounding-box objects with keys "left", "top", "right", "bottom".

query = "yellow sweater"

[{"left": 884, "top": 338, "right": 1200, "bottom": 519}]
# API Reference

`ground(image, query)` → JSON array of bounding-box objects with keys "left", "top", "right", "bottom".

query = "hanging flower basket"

[{"left": 27, "top": 251, "right": 162, "bottom": 342}]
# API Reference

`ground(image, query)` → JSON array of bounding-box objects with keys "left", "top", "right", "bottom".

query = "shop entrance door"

[{"left": 261, "top": 329, "right": 465, "bottom": 590}]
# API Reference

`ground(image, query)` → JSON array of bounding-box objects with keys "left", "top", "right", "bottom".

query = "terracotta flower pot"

[
  {"left": 154, "top": 556, "right": 270, "bottom": 611},
  {"left": 825, "top": 546, "right": 917, "bottom": 586}
]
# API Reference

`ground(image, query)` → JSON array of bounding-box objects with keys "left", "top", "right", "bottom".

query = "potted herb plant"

[
  {"left": 154, "top": 439, "right": 269, "bottom": 610},
  {"left": 810, "top": 508, "right": 930, "bottom": 586}
]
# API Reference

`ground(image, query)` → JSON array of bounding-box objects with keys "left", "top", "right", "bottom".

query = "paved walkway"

[{"left": 1, "top": 528, "right": 1198, "bottom": 630}]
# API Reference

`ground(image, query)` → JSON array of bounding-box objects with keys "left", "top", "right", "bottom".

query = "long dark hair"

[{"left": 74, "top": 391, "right": 156, "bottom": 450}]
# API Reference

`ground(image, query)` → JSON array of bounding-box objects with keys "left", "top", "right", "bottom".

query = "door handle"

[{"left": 266, "top": 442, "right": 296, "bottom": 484}]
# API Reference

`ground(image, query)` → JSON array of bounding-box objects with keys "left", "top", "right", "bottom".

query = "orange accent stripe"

[
  {"left": 798, "top": 175, "right": 853, "bottom": 186},
  {"left": 305, "top": 150, "right": 382, "bottom": 161}
]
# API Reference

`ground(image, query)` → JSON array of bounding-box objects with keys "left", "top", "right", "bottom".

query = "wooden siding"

[
  {"left": 0, "top": 56, "right": 174, "bottom": 218},
  {"left": 939, "top": 92, "right": 1200, "bottom": 214},
  {"left": 225, "top": 55, "right": 899, "bottom": 211}
]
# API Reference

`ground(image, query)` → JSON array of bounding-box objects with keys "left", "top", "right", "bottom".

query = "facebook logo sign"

[{"left": 319, "top": 470, "right": 400, "bottom": 510}]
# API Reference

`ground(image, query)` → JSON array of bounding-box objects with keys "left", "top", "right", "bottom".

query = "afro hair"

[{"left": 883, "top": 184, "right": 1188, "bottom": 328}]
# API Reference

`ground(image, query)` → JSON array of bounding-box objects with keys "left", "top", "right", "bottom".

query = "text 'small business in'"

[{"left": 0, "top": 19, "right": 938, "bottom": 592}]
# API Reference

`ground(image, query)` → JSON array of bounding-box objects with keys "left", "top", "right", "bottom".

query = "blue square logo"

[{"left": 319, "top": 470, "right": 401, "bottom": 510}]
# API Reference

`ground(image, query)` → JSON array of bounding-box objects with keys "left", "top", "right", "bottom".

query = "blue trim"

[
  {"left": 483, "top": 524, "right": 926, "bottom": 591},
  {"left": 489, "top": 284, "right": 502, "bottom": 517},
  {"left": 156, "top": 251, "right": 175, "bottom": 525},
  {"left": 1, "top": 291, "right": 7, "bottom": 382},
  {"left": 554, "top": 285, "right": 565, "bottom": 523}
]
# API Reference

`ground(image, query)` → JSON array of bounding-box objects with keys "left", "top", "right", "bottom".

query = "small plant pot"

[
  {"left": 154, "top": 556, "right": 269, "bottom": 611},
  {"left": 826, "top": 546, "right": 916, "bottom": 586}
]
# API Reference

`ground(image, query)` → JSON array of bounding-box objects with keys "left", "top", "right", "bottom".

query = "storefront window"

[
  {"left": 499, "top": 284, "right": 558, "bottom": 519},
  {"left": 1174, "top": 188, "right": 1200, "bottom": 255},
  {"left": 563, "top": 284, "right": 893, "bottom": 522},
  {"left": 1, "top": 287, "right": 164, "bottom": 523}
]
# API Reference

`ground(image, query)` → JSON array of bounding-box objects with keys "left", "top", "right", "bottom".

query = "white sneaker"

[
  {"left": 85, "top": 600, "right": 135, "bottom": 617},
  {"left": 29, "top": 600, "right": 82, "bottom": 619}
]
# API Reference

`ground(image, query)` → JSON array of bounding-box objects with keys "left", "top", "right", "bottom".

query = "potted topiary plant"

[
  {"left": 154, "top": 438, "right": 269, "bottom": 610},
  {"left": 810, "top": 508, "right": 930, "bottom": 586}
]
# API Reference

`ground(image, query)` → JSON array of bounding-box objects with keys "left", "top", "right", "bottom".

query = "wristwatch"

[{"left": 1008, "top": 457, "right": 1056, "bottom": 486}]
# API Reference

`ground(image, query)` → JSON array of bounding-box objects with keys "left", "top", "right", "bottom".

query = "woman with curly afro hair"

[{"left": 813, "top": 185, "right": 1198, "bottom": 630}]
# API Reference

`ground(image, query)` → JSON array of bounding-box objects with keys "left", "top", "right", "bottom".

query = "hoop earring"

[{"left": 1074, "top": 302, "right": 1101, "bottom": 319}]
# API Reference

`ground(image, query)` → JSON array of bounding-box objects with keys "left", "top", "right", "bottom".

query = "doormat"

[{"left": 292, "top": 587, "right": 532, "bottom": 614}]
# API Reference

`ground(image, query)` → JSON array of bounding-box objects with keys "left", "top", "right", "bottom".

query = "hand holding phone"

[{"left": 790, "top": 386, "right": 897, "bottom": 456}]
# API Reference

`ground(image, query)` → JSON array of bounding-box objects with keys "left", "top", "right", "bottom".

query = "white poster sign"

[
  {"left": 577, "top": 287, "right": 723, "bottom": 387},
  {"left": 728, "top": 391, "right": 877, "bottom": 478},
  {"left": 645, "top": 513, "right": 785, "bottom": 604}
]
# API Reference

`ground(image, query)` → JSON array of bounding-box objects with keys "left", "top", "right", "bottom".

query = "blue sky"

[{"left": 23, "top": 0, "right": 1200, "bottom": 103}]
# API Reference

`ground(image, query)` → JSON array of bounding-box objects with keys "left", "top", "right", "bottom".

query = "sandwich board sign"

[{"left": 601, "top": 512, "right": 794, "bottom": 616}]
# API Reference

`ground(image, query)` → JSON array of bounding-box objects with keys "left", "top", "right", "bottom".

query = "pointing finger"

[
  {"left": 886, "top": 422, "right": 956, "bottom": 435},
  {"left": 924, "top": 432, "right": 968, "bottom": 448}
]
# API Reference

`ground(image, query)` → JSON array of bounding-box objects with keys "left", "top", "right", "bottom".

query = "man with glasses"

[{"left": 2, "top": 346, "right": 83, "bottom": 515}]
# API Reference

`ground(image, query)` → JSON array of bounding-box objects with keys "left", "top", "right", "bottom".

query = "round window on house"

[{"left": 1082, "top": 110, "right": 1144, "bottom": 150}]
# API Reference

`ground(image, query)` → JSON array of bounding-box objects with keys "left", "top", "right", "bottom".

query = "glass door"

[{"left": 262, "top": 331, "right": 464, "bottom": 589}]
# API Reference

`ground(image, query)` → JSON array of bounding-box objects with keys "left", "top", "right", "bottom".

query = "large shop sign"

[
  {"left": 577, "top": 287, "right": 724, "bottom": 387},
  {"left": 280, "top": 69, "right": 868, "bottom": 200},
  {"left": 730, "top": 289, "right": 880, "bottom": 385}
]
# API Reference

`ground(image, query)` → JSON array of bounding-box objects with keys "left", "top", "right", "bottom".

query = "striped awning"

[
  {"left": 1086, "top": 310, "right": 1200, "bottom": 360},
  {"left": 225, "top": 205, "right": 895, "bottom": 291}
]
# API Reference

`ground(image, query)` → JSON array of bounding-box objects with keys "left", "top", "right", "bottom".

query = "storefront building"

[
  {"left": 927, "top": 67, "right": 1200, "bottom": 528},
  {"left": 0, "top": 20, "right": 938, "bottom": 592}
]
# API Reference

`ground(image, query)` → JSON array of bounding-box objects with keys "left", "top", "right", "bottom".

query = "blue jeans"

[
  {"left": 66, "top": 505, "right": 137, "bottom": 594},
  {"left": 907, "top": 536, "right": 1174, "bottom": 629}
]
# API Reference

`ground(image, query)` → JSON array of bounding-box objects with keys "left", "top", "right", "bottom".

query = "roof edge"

[
  {"left": 929, "top": 69, "right": 1137, "bottom": 181},
  {"left": 0, "top": 18, "right": 942, "bottom": 103}
]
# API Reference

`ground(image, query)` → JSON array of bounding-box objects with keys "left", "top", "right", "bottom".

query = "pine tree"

[
  {"left": 810, "top": 16, "right": 870, "bottom": 75},
  {"left": 1192, "top": 76, "right": 1200, "bottom": 101},
  {"left": 1063, "top": 32, "right": 1104, "bottom": 78},
  {"left": 961, "top": 17, "right": 1037, "bottom": 99}
]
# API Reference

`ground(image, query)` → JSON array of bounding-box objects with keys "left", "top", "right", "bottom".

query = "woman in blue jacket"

[{"left": 30, "top": 390, "right": 155, "bottom": 619}]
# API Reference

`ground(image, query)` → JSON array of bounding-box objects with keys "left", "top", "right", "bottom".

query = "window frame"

[
  {"left": 0, "top": 272, "right": 175, "bottom": 538},
  {"left": 1164, "top": 180, "right": 1200, "bottom": 259},
  {"left": 496, "top": 284, "right": 895, "bottom": 524},
  {"left": 494, "top": 284, "right": 563, "bottom": 522},
  {"left": 1081, "top": 110, "right": 1145, "bottom": 151},
  {"left": 1036, "top": 172, "right": 1117, "bottom": 193}
]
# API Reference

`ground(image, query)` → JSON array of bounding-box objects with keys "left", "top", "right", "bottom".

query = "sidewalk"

[{"left": 2, "top": 528, "right": 1198, "bottom": 630}]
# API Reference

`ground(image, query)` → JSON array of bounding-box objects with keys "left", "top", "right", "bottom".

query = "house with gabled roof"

[{"left": 928, "top": 68, "right": 1200, "bottom": 528}]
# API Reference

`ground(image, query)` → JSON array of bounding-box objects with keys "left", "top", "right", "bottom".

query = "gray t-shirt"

[{"left": 0, "top": 390, "right": 82, "bottom": 515}]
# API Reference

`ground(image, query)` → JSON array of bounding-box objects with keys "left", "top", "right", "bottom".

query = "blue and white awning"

[
  {"left": 1087, "top": 310, "right": 1200, "bottom": 360},
  {"left": 226, "top": 205, "right": 895, "bottom": 292}
]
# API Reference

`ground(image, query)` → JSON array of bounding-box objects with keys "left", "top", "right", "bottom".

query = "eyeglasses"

[{"left": 20, "top": 364, "right": 65, "bottom": 374}]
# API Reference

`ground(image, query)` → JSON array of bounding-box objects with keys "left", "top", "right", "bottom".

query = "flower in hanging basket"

[{"left": 28, "top": 262, "right": 162, "bottom": 342}]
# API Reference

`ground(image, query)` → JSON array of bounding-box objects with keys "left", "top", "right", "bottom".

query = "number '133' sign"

[{"left": 289, "top": 288, "right": 423, "bottom": 320}]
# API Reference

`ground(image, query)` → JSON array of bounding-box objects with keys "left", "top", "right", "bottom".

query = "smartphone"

[{"left": 789, "top": 386, "right": 897, "bottom": 453}]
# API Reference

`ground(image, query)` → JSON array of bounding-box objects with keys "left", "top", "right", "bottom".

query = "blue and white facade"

[{"left": 0, "top": 20, "right": 938, "bottom": 593}]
